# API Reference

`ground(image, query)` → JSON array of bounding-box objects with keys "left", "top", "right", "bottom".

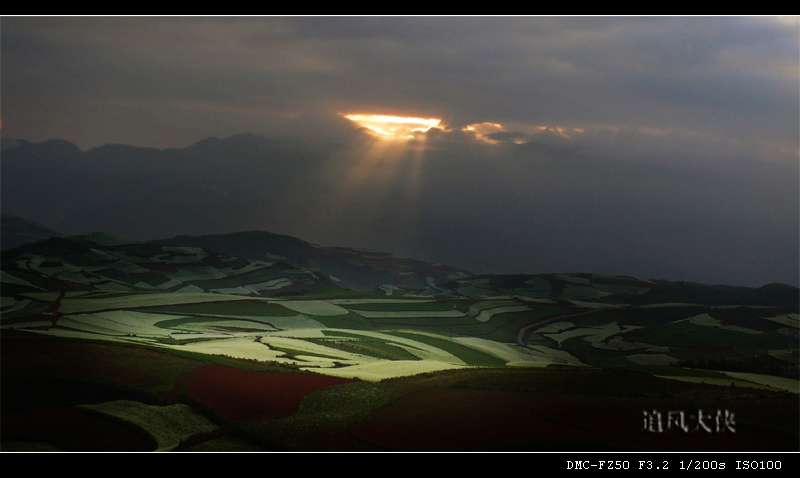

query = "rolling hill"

[
  {"left": 1, "top": 213, "right": 62, "bottom": 251},
  {"left": 150, "top": 231, "right": 471, "bottom": 292},
  {"left": 1, "top": 223, "right": 798, "bottom": 451},
  {"left": 0, "top": 232, "right": 334, "bottom": 298}
]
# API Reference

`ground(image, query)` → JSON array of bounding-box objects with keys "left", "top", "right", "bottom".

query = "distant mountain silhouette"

[
  {"left": 0, "top": 133, "right": 334, "bottom": 242},
  {"left": 1, "top": 138, "right": 83, "bottom": 161}
]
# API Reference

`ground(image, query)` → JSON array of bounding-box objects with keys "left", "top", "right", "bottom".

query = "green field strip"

[
  {"left": 238, "top": 380, "right": 407, "bottom": 450},
  {"left": 369, "top": 318, "right": 520, "bottom": 341},
  {"left": 185, "top": 266, "right": 289, "bottom": 289},
  {"left": 467, "top": 300, "right": 521, "bottom": 314},
  {"left": 342, "top": 300, "right": 456, "bottom": 312},
  {"left": 145, "top": 299, "right": 297, "bottom": 317},
  {"left": 631, "top": 320, "right": 755, "bottom": 349},
  {"left": 83, "top": 266, "right": 140, "bottom": 285},
  {"left": 266, "top": 344, "right": 346, "bottom": 362},
  {"left": 153, "top": 315, "right": 279, "bottom": 331},
  {"left": 320, "top": 330, "right": 434, "bottom": 357},
  {"left": 632, "top": 365, "right": 730, "bottom": 379},
  {"left": 72, "top": 291, "right": 140, "bottom": 300},
  {"left": 0, "top": 282, "right": 52, "bottom": 297},
  {"left": 305, "top": 338, "right": 420, "bottom": 361},
  {"left": 729, "top": 328, "right": 797, "bottom": 349},
  {"left": 130, "top": 270, "right": 177, "bottom": 288},
  {"left": 56, "top": 292, "right": 255, "bottom": 314},
  {"left": 474, "top": 308, "right": 570, "bottom": 343},
  {"left": 617, "top": 305, "right": 711, "bottom": 327},
  {"left": 156, "top": 335, "right": 231, "bottom": 345},
  {"left": 368, "top": 315, "right": 481, "bottom": 327},
  {"left": 304, "top": 311, "right": 375, "bottom": 330},
  {"left": 0, "top": 301, "right": 51, "bottom": 322},
  {"left": 666, "top": 346, "right": 756, "bottom": 362},
  {"left": 559, "top": 335, "right": 641, "bottom": 368},
  {"left": 321, "top": 329, "right": 414, "bottom": 344},
  {"left": 1, "top": 270, "right": 48, "bottom": 290},
  {"left": 386, "top": 331, "right": 507, "bottom": 367},
  {"left": 524, "top": 332, "right": 560, "bottom": 348},
  {"left": 566, "top": 313, "right": 622, "bottom": 327}
]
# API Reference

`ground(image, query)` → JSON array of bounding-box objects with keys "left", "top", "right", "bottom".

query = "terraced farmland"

[
  {"left": 3, "top": 285, "right": 796, "bottom": 387},
  {"left": 2, "top": 233, "right": 798, "bottom": 451}
]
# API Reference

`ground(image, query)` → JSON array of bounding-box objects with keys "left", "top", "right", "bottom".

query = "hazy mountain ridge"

[
  {"left": 0, "top": 134, "right": 344, "bottom": 243},
  {"left": 2, "top": 214, "right": 796, "bottom": 303},
  {"left": 4, "top": 133, "right": 797, "bottom": 288}
]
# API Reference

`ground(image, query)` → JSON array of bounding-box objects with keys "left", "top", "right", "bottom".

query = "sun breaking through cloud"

[{"left": 342, "top": 113, "right": 444, "bottom": 140}]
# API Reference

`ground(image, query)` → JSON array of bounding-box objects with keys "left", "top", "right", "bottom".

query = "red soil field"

[
  {"left": 1, "top": 339, "right": 201, "bottom": 400},
  {"left": 350, "top": 389, "right": 641, "bottom": 451},
  {"left": 183, "top": 364, "right": 354, "bottom": 421}
]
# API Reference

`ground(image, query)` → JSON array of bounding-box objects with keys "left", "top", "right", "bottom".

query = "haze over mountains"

[
  {"left": 2, "top": 132, "right": 797, "bottom": 289},
  {"left": 2, "top": 213, "right": 797, "bottom": 309}
]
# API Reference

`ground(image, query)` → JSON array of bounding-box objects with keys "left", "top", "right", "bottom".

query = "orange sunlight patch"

[{"left": 343, "top": 113, "right": 443, "bottom": 139}]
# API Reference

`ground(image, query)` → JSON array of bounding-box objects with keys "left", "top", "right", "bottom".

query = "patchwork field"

[
  {"left": 2, "top": 235, "right": 798, "bottom": 451},
  {"left": 3, "top": 286, "right": 798, "bottom": 386}
]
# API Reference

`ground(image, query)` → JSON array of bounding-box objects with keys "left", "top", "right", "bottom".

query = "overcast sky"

[{"left": 2, "top": 16, "right": 798, "bottom": 287}]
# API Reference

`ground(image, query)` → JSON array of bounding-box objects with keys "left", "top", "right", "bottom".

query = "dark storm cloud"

[
  {"left": 3, "top": 16, "right": 797, "bottom": 148},
  {"left": 1, "top": 16, "right": 797, "bottom": 287}
]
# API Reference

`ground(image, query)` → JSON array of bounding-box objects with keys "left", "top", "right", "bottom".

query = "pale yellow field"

[
  {"left": 303, "top": 359, "right": 466, "bottom": 382},
  {"left": 275, "top": 300, "right": 350, "bottom": 316}
]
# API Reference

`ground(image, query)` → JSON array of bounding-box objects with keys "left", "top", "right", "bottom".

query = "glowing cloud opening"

[
  {"left": 536, "top": 126, "right": 586, "bottom": 140},
  {"left": 464, "top": 122, "right": 586, "bottom": 144},
  {"left": 462, "top": 122, "right": 513, "bottom": 144},
  {"left": 343, "top": 113, "right": 443, "bottom": 140}
]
